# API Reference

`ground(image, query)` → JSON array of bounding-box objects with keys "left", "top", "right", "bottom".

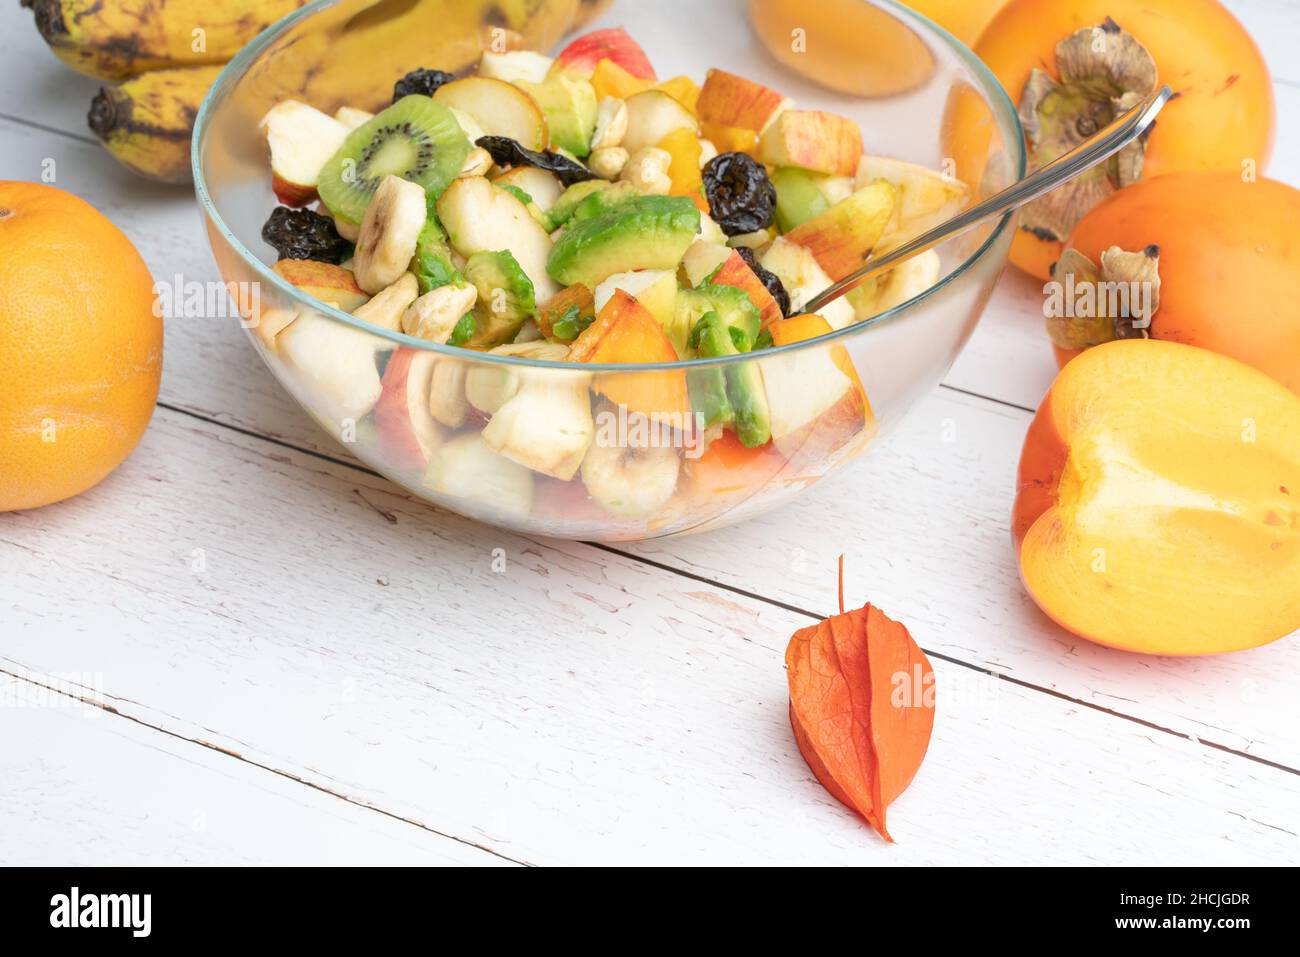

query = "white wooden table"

[{"left": 2, "top": 1, "right": 1298, "bottom": 867}]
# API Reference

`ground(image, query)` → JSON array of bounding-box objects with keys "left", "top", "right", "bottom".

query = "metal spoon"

[{"left": 802, "top": 86, "right": 1174, "bottom": 316}]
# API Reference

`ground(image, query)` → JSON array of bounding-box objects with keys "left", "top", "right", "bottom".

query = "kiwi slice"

[{"left": 318, "top": 95, "right": 470, "bottom": 225}]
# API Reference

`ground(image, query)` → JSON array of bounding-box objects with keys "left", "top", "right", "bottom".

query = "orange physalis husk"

[{"left": 785, "top": 557, "right": 935, "bottom": 842}]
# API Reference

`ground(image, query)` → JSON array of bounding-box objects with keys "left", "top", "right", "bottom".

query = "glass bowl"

[{"left": 192, "top": 0, "right": 1023, "bottom": 541}]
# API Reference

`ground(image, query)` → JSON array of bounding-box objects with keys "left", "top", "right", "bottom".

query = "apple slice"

[
  {"left": 333, "top": 106, "right": 373, "bottom": 130},
  {"left": 482, "top": 358, "right": 594, "bottom": 482},
  {"left": 847, "top": 249, "right": 941, "bottom": 321},
  {"left": 425, "top": 433, "right": 535, "bottom": 523},
  {"left": 553, "top": 27, "right": 656, "bottom": 81},
  {"left": 622, "top": 90, "right": 699, "bottom": 156},
  {"left": 376, "top": 349, "right": 445, "bottom": 470},
  {"left": 261, "top": 100, "right": 350, "bottom": 207},
  {"left": 856, "top": 155, "right": 970, "bottom": 251},
  {"left": 491, "top": 165, "right": 564, "bottom": 212},
  {"left": 272, "top": 260, "right": 370, "bottom": 312},
  {"left": 760, "top": 238, "right": 854, "bottom": 330},
  {"left": 712, "top": 251, "right": 786, "bottom": 330},
  {"left": 758, "top": 320, "right": 866, "bottom": 464},
  {"left": 433, "top": 77, "right": 548, "bottom": 152},
  {"left": 784, "top": 181, "right": 896, "bottom": 281},
  {"left": 278, "top": 311, "right": 384, "bottom": 425},
  {"left": 436, "top": 176, "right": 558, "bottom": 301},
  {"left": 697, "top": 68, "right": 791, "bottom": 133},
  {"left": 479, "top": 49, "right": 554, "bottom": 84},
  {"left": 757, "top": 110, "right": 863, "bottom": 177},
  {"left": 593, "top": 269, "right": 678, "bottom": 331}
]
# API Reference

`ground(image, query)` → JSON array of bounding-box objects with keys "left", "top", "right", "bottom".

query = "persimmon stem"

[{"left": 837, "top": 554, "right": 845, "bottom": 615}]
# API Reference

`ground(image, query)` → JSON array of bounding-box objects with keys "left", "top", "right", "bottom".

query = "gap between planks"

[{"left": 155, "top": 399, "right": 1299, "bottom": 779}]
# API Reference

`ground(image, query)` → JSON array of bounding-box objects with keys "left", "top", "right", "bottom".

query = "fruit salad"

[{"left": 253, "top": 28, "right": 969, "bottom": 535}]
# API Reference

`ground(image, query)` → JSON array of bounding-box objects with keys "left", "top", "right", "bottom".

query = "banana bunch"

[{"left": 22, "top": 0, "right": 611, "bottom": 184}]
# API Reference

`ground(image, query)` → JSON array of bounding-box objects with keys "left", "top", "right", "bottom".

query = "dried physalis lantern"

[{"left": 785, "top": 558, "right": 935, "bottom": 841}]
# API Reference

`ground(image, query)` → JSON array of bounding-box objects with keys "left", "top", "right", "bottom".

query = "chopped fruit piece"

[
  {"left": 478, "top": 50, "right": 554, "bottom": 84},
  {"left": 856, "top": 155, "right": 969, "bottom": 251},
  {"left": 1014, "top": 339, "right": 1300, "bottom": 655},
  {"left": 491, "top": 165, "right": 565, "bottom": 212},
  {"left": 622, "top": 90, "right": 699, "bottom": 156},
  {"left": 463, "top": 249, "right": 537, "bottom": 347},
  {"left": 376, "top": 349, "right": 445, "bottom": 469},
  {"left": 436, "top": 176, "right": 558, "bottom": 302},
  {"left": 697, "top": 68, "right": 790, "bottom": 133},
  {"left": 333, "top": 106, "right": 374, "bottom": 131},
  {"left": 571, "top": 289, "right": 690, "bottom": 422},
  {"left": 351, "top": 273, "right": 419, "bottom": 333},
  {"left": 702, "top": 152, "right": 776, "bottom": 236},
  {"left": 402, "top": 282, "right": 478, "bottom": 344},
  {"left": 425, "top": 432, "right": 534, "bottom": 522},
  {"left": 547, "top": 194, "right": 700, "bottom": 289},
  {"left": 465, "top": 341, "right": 570, "bottom": 415},
  {"left": 700, "top": 121, "right": 758, "bottom": 156},
  {"left": 554, "top": 28, "right": 656, "bottom": 81},
  {"left": 278, "top": 312, "right": 385, "bottom": 425},
  {"left": 771, "top": 166, "right": 830, "bottom": 232},
  {"left": 594, "top": 269, "right": 678, "bottom": 333},
  {"left": 768, "top": 313, "right": 869, "bottom": 409},
  {"left": 272, "top": 259, "right": 369, "bottom": 313},
  {"left": 846, "top": 250, "right": 940, "bottom": 322},
  {"left": 432, "top": 77, "right": 549, "bottom": 153},
  {"left": 784, "top": 181, "right": 896, "bottom": 281},
  {"left": 482, "top": 356, "right": 594, "bottom": 482},
  {"left": 590, "top": 57, "right": 654, "bottom": 101},
  {"left": 580, "top": 435, "right": 680, "bottom": 518},
  {"left": 760, "top": 237, "right": 854, "bottom": 330},
  {"left": 760, "top": 315, "right": 868, "bottom": 464},
  {"left": 686, "top": 431, "right": 786, "bottom": 498},
  {"left": 693, "top": 312, "right": 771, "bottom": 447},
  {"left": 517, "top": 74, "right": 599, "bottom": 157},
  {"left": 262, "top": 100, "right": 350, "bottom": 207},
  {"left": 757, "top": 109, "right": 863, "bottom": 177},
  {"left": 654, "top": 75, "right": 702, "bottom": 114},
  {"left": 711, "top": 249, "right": 785, "bottom": 330},
  {"left": 537, "top": 283, "right": 596, "bottom": 338},
  {"left": 353, "top": 174, "right": 427, "bottom": 294},
  {"left": 657, "top": 127, "right": 705, "bottom": 204}
]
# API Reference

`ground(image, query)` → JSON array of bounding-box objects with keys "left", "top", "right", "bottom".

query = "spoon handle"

[{"left": 802, "top": 86, "right": 1174, "bottom": 316}]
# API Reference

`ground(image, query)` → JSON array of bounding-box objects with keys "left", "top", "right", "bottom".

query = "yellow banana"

[
  {"left": 22, "top": 0, "right": 309, "bottom": 81},
  {"left": 87, "top": 64, "right": 222, "bottom": 183}
]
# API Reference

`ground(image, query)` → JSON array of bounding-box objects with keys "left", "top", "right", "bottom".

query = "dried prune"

[
  {"left": 261, "top": 207, "right": 351, "bottom": 263},
  {"left": 737, "top": 246, "right": 791, "bottom": 318},
  {"left": 476, "top": 135, "right": 599, "bottom": 187},
  {"left": 393, "top": 68, "right": 456, "bottom": 102},
  {"left": 702, "top": 152, "right": 777, "bottom": 236}
]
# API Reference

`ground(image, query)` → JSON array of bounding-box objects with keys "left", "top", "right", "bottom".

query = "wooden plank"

[
  {"left": 2, "top": 409, "right": 1297, "bottom": 864},
  {"left": 0, "top": 675, "right": 510, "bottom": 865}
]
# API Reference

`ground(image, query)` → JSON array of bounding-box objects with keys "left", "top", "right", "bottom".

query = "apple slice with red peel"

[
  {"left": 697, "top": 68, "right": 791, "bottom": 133},
  {"left": 272, "top": 259, "right": 370, "bottom": 312},
  {"left": 553, "top": 28, "right": 656, "bottom": 81},
  {"left": 622, "top": 89, "right": 699, "bottom": 156},
  {"left": 376, "top": 349, "right": 446, "bottom": 470},
  {"left": 261, "top": 101, "right": 350, "bottom": 207},
  {"left": 758, "top": 110, "right": 864, "bottom": 177},
  {"left": 433, "top": 77, "right": 548, "bottom": 152},
  {"left": 479, "top": 49, "right": 554, "bottom": 84},
  {"left": 784, "top": 180, "right": 896, "bottom": 281}
]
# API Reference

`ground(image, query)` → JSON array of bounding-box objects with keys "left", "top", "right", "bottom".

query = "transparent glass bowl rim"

[{"left": 191, "top": 0, "right": 1027, "bottom": 374}]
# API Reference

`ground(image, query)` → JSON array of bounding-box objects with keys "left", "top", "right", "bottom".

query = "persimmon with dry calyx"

[
  {"left": 1013, "top": 339, "right": 1300, "bottom": 656},
  {"left": 1049, "top": 172, "right": 1300, "bottom": 394},
  {"left": 975, "top": 0, "right": 1274, "bottom": 280}
]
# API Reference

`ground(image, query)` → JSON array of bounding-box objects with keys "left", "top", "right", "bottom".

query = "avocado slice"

[
  {"left": 693, "top": 311, "right": 772, "bottom": 448},
  {"left": 517, "top": 75, "right": 598, "bottom": 158},
  {"left": 410, "top": 215, "right": 463, "bottom": 295},
  {"left": 548, "top": 195, "right": 701, "bottom": 289},
  {"left": 682, "top": 283, "right": 761, "bottom": 350},
  {"left": 771, "top": 166, "right": 831, "bottom": 233},
  {"left": 464, "top": 249, "right": 537, "bottom": 348},
  {"left": 686, "top": 312, "right": 733, "bottom": 432},
  {"left": 544, "top": 181, "right": 611, "bottom": 231}
]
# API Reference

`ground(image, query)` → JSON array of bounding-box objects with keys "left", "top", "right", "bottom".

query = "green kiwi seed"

[{"left": 318, "top": 95, "right": 471, "bottom": 225}]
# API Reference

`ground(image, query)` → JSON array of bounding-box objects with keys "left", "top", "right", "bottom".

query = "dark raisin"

[
  {"left": 702, "top": 152, "right": 777, "bottom": 236},
  {"left": 736, "top": 246, "right": 791, "bottom": 318},
  {"left": 393, "top": 68, "right": 456, "bottom": 102},
  {"left": 476, "top": 135, "right": 599, "bottom": 187},
  {"left": 261, "top": 206, "right": 351, "bottom": 263}
]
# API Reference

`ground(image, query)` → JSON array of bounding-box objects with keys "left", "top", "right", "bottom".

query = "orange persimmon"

[
  {"left": 656, "top": 127, "right": 706, "bottom": 210},
  {"left": 685, "top": 431, "right": 786, "bottom": 498},
  {"left": 769, "top": 314, "right": 871, "bottom": 414},
  {"left": 904, "top": 0, "right": 1009, "bottom": 47},
  {"left": 570, "top": 289, "right": 691, "bottom": 422},
  {"left": 1013, "top": 339, "right": 1300, "bottom": 656},
  {"left": 654, "top": 75, "right": 701, "bottom": 114},
  {"left": 975, "top": 0, "right": 1275, "bottom": 280},
  {"left": 590, "top": 58, "right": 652, "bottom": 101},
  {"left": 699, "top": 120, "right": 757, "bottom": 156},
  {"left": 1050, "top": 172, "right": 1300, "bottom": 394}
]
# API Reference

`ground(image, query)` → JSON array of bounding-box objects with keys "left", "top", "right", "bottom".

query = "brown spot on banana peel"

[
  {"left": 1046, "top": 244, "right": 1162, "bottom": 350},
  {"left": 1018, "top": 21, "right": 1158, "bottom": 243}
]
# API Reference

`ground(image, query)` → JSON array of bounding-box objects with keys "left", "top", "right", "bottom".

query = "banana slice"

[
  {"left": 354, "top": 175, "right": 427, "bottom": 294},
  {"left": 856, "top": 156, "right": 968, "bottom": 252},
  {"left": 580, "top": 436, "right": 680, "bottom": 516},
  {"left": 847, "top": 249, "right": 941, "bottom": 321}
]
